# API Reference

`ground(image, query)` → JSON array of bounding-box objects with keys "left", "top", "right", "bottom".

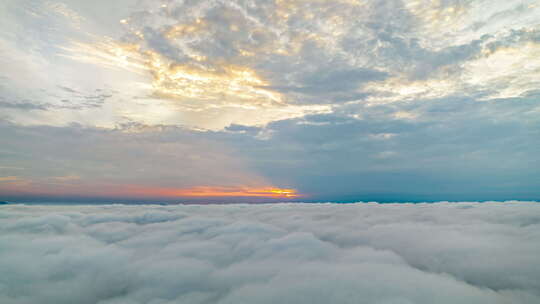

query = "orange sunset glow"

[
  {"left": 0, "top": 181, "right": 301, "bottom": 200},
  {"left": 126, "top": 186, "right": 301, "bottom": 199}
]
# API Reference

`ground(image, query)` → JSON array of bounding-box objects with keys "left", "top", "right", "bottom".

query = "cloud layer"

[{"left": 1, "top": 202, "right": 540, "bottom": 304}]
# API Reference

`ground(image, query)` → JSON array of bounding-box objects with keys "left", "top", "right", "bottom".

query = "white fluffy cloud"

[{"left": 1, "top": 202, "right": 540, "bottom": 304}]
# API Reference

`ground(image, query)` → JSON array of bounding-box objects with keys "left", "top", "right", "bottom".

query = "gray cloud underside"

[
  {"left": 1, "top": 202, "right": 540, "bottom": 304},
  {"left": 3, "top": 91, "right": 538, "bottom": 199},
  {"left": 0, "top": 119, "right": 263, "bottom": 191},
  {"left": 236, "top": 95, "right": 540, "bottom": 198}
]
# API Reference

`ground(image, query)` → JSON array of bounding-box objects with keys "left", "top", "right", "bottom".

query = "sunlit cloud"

[
  {"left": 44, "top": 0, "right": 85, "bottom": 29},
  {"left": 363, "top": 76, "right": 459, "bottom": 104},
  {"left": 405, "top": 0, "right": 470, "bottom": 46},
  {"left": 465, "top": 41, "right": 540, "bottom": 99},
  {"left": 62, "top": 36, "right": 330, "bottom": 129},
  {"left": 4, "top": 0, "right": 539, "bottom": 129}
]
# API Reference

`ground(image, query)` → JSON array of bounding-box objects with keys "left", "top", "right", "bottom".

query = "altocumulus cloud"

[{"left": 1, "top": 202, "right": 540, "bottom": 304}]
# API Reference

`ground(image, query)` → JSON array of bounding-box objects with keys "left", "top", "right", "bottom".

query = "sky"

[{"left": 0, "top": 0, "right": 539, "bottom": 202}]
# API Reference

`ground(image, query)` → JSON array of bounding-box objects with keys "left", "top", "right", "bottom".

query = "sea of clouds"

[{"left": 1, "top": 202, "right": 540, "bottom": 304}]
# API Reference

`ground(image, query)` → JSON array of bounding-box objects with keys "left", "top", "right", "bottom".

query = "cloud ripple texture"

[{"left": 1, "top": 202, "right": 540, "bottom": 304}]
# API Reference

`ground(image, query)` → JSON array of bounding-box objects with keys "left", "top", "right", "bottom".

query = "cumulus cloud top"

[{"left": 1, "top": 202, "right": 540, "bottom": 304}]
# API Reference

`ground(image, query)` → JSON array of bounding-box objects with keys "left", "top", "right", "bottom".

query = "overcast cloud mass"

[{"left": 1, "top": 202, "right": 540, "bottom": 304}]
